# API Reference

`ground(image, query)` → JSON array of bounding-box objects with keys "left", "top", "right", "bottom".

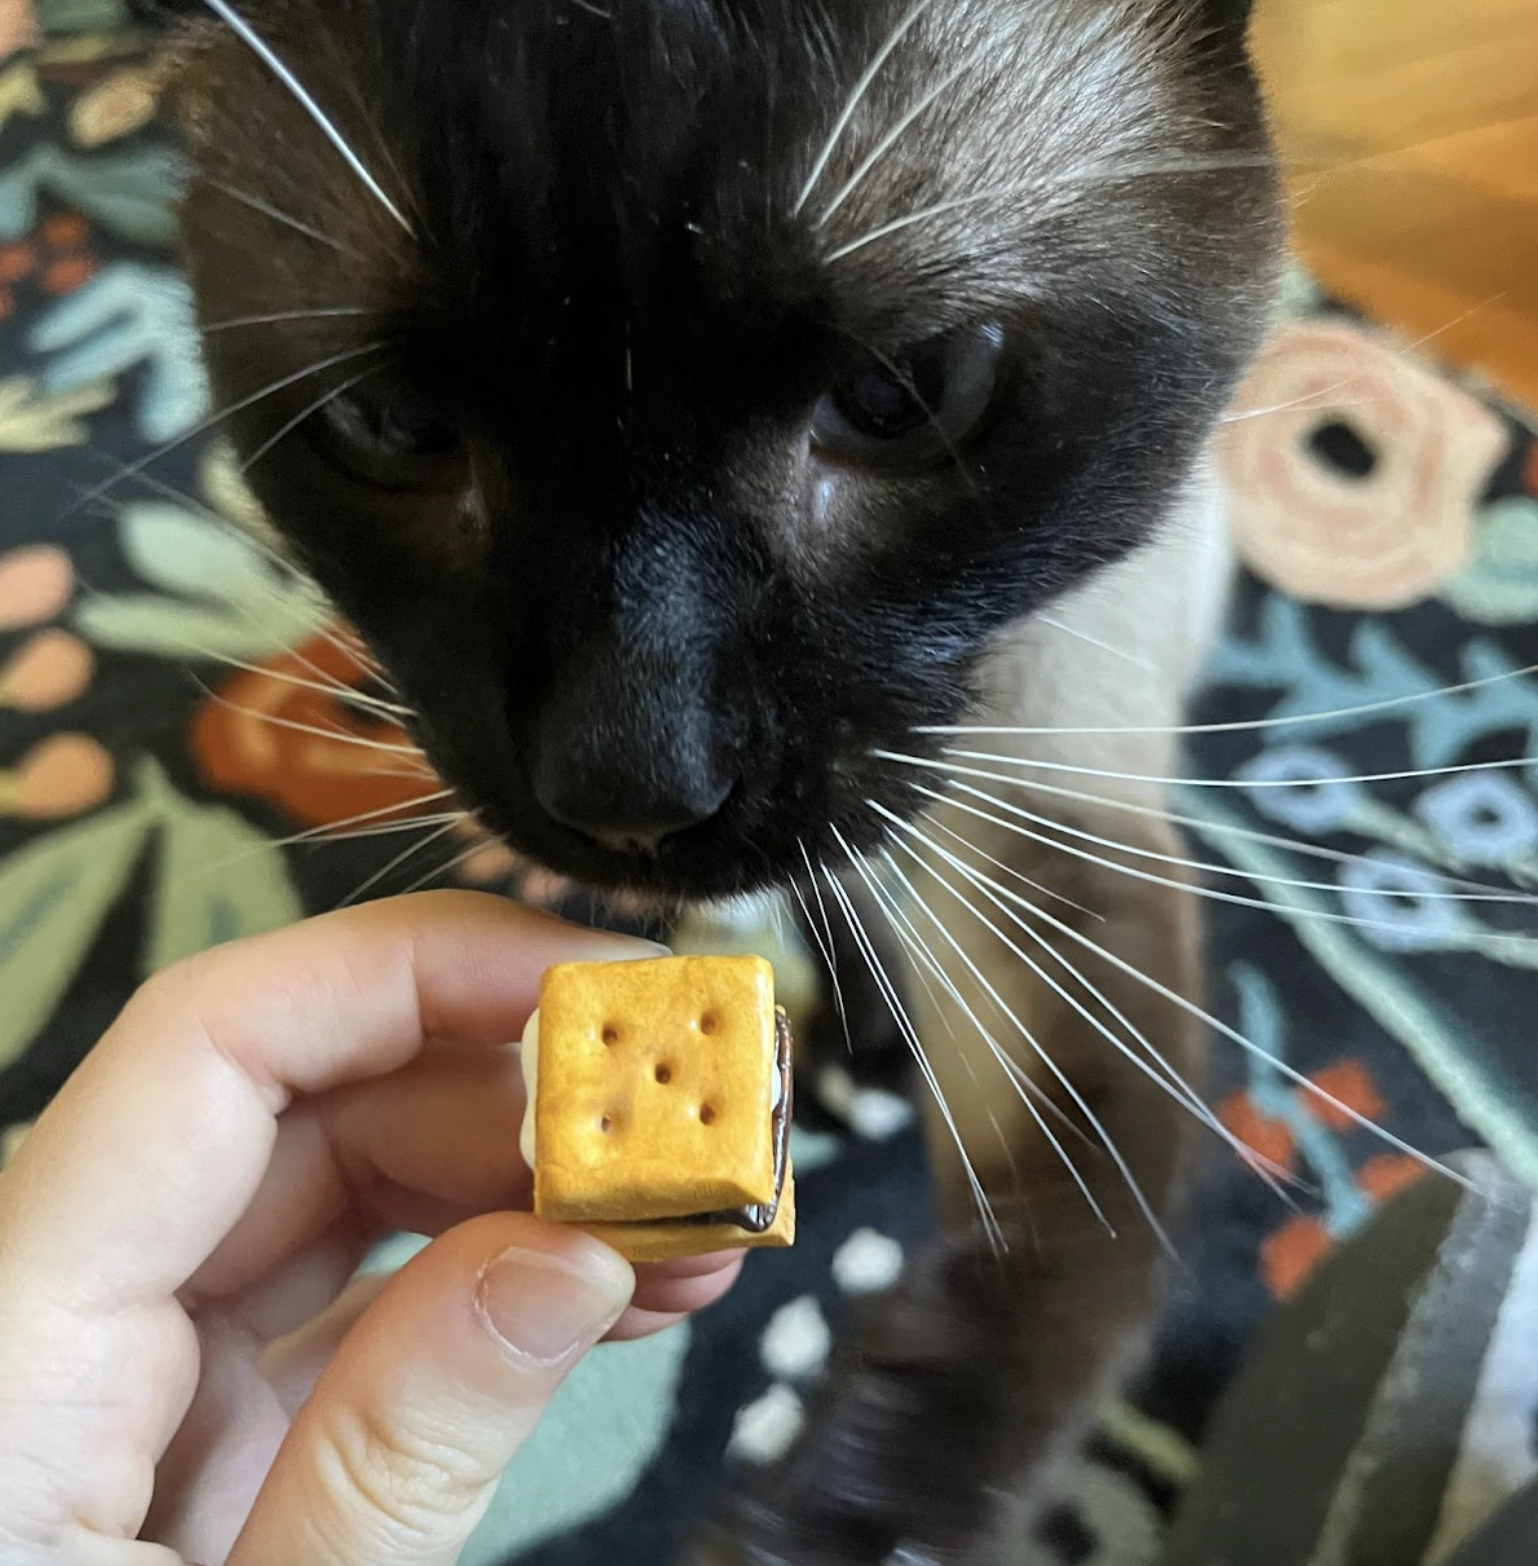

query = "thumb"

[{"left": 229, "top": 1213, "right": 634, "bottom": 1566}]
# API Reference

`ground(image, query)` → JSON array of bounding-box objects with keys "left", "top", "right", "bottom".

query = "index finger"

[{"left": 0, "top": 891, "right": 661, "bottom": 1313}]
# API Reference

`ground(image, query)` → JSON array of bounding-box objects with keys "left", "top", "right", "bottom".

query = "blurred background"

[{"left": 1259, "top": 0, "right": 1538, "bottom": 409}]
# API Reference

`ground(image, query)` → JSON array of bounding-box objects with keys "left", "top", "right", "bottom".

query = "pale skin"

[{"left": 0, "top": 891, "right": 743, "bottom": 1566}]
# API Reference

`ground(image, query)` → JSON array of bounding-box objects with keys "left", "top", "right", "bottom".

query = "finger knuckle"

[{"left": 313, "top": 1401, "right": 491, "bottom": 1536}]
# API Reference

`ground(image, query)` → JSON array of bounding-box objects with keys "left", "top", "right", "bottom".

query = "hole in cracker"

[
  {"left": 599, "top": 1115, "right": 614, "bottom": 1134},
  {"left": 698, "top": 1013, "right": 718, "bottom": 1036},
  {"left": 601, "top": 1025, "right": 619, "bottom": 1046},
  {"left": 699, "top": 1103, "right": 717, "bottom": 1126},
  {"left": 655, "top": 1064, "right": 672, "bottom": 1084}
]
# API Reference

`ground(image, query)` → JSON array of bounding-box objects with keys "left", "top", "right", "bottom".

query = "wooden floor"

[{"left": 1254, "top": 0, "right": 1538, "bottom": 412}]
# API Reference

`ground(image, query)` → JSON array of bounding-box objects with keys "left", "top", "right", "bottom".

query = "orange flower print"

[
  {"left": 0, "top": 0, "right": 35, "bottom": 62},
  {"left": 1357, "top": 1155, "right": 1425, "bottom": 1205},
  {"left": 0, "top": 545, "right": 73, "bottom": 631},
  {"left": 1262, "top": 1217, "right": 1333, "bottom": 1301},
  {"left": 1218, "top": 1094, "right": 1293, "bottom": 1171},
  {"left": 191, "top": 630, "right": 445, "bottom": 830},
  {"left": 1307, "top": 1060, "right": 1385, "bottom": 1133},
  {"left": 0, "top": 734, "right": 114, "bottom": 820},
  {"left": 0, "top": 629, "right": 93, "bottom": 712},
  {"left": 1220, "top": 320, "right": 1509, "bottom": 609}
]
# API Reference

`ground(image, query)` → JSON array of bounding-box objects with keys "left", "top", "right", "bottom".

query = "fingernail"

[{"left": 476, "top": 1246, "right": 632, "bottom": 1367}]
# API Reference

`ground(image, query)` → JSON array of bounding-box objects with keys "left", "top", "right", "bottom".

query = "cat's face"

[{"left": 166, "top": 0, "right": 1282, "bottom": 900}]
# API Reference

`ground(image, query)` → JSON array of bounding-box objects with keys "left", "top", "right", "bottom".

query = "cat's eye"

[
  {"left": 313, "top": 380, "right": 465, "bottom": 491},
  {"left": 812, "top": 324, "right": 1004, "bottom": 470}
]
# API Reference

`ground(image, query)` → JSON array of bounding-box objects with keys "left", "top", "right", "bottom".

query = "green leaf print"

[
  {"left": 145, "top": 788, "right": 303, "bottom": 973},
  {"left": 0, "top": 799, "right": 156, "bottom": 1070}
]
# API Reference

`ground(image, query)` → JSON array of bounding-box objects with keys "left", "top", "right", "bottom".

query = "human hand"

[{"left": 0, "top": 891, "right": 743, "bottom": 1565}]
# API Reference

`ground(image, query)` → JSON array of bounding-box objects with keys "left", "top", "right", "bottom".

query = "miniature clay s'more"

[{"left": 519, "top": 954, "right": 795, "bottom": 1263}]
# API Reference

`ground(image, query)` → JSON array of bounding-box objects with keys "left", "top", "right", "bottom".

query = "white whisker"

[
  {"left": 825, "top": 183, "right": 1033, "bottom": 263},
  {"left": 199, "top": 0, "right": 414, "bottom": 234},
  {"left": 239, "top": 365, "right": 381, "bottom": 474},
  {"left": 927, "top": 778, "right": 1538, "bottom": 911},
  {"left": 395, "top": 838, "right": 494, "bottom": 898},
  {"left": 201, "top": 306, "right": 375, "bottom": 333},
  {"left": 265, "top": 792, "right": 459, "bottom": 852},
  {"left": 918, "top": 663, "right": 1538, "bottom": 740},
  {"left": 817, "top": 46, "right": 982, "bottom": 228},
  {"left": 878, "top": 812, "right": 1300, "bottom": 1203},
  {"left": 339, "top": 817, "right": 464, "bottom": 908},
  {"left": 879, "top": 749, "right": 1529, "bottom": 901},
  {"left": 819, "top": 844, "right": 1005, "bottom": 1253},
  {"left": 798, "top": 840, "right": 852, "bottom": 1051},
  {"left": 857, "top": 843, "right": 1094, "bottom": 1151},
  {"left": 795, "top": 0, "right": 938, "bottom": 217},
  {"left": 204, "top": 178, "right": 365, "bottom": 258},
  {"left": 844, "top": 822, "right": 1154, "bottom": 1249},
  {"left": 891, "top": 746, "right": 1537, "bottom": 795},
  {"left": 195, "top": 685, "right": 424, "bottom": 757},
  {"left": 873, "top": 804, "right": 1473, "bottom": 1189},
  {"left": 1033, "top": 613, "right": 1157, "bottom": 673},
  {"left": 909, "top": 780, "right": 1538, "bottom": 945},
  {"left": 67, "top": 343, "right": 386, "bottom": 521},
  {"left": 188, "top": 648, "right": 412, "bottom": 720}
]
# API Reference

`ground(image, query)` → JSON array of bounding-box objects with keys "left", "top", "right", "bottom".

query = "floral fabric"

[{"left": 3, "top": 9, "right": 1538, "bottom": 1564}]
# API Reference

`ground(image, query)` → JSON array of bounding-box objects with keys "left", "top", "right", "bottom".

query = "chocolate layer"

[{"left": 690, "top": 1004, "right": 794, "bottom": 1233}]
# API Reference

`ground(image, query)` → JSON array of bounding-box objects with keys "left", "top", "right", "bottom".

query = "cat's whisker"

[
  {"left": 64, "top": 343, "right": 387, "bottom": 523},
  {"left": 825, "top": 150, "right": 1272, "bottom": 264},
  {"left": 877, "top": 813, "right": 1304, "bottom": 1203},
  {"left": 239, "top": 362, "right": 384, "bottom": 475},
  {"left": 840, "top": 842, "right": 966, "bottom": 1051},
  {"left": 852, "top": 851, "right": 1061, "bottom": 1174},
  {"left": 58, "top": 497, "right": 405, "bottom": 731},
  {"left": 395, "top": 838, "right": 498, "bottom": 899},
  {"left": 1222, "top": 292, "right": 1513, "bottom": 427},
  {"left": 857, "top": 841, "right": 1096, "bottom": 1151},
  {"left": 918, "top": 661, "right": 1538, "bottom": 740},
  {"left": 263, "top": 792, "right": 460, "bottom": 853},
  {"left": 798, "top": 839, "right": 853, "bottom": 1052},
  {"left": 847, "top": 823, "right": 1165, "bottom": 1252},
  {"left": 816, "top": 45, "right": 985, "bottom": 229},
  {"left": 819, "top": 842, "right": 1006, "bottom": 1253},
  {"left": 825, "top": 185, "right": 1032, "bottom": 263},
  {"left": 301, "top": 810, "right": 470, "bottom": 847},
  {"left": 922, "top": 778, "right": 1538, "bottom": 914},
  {"left": 338, "top": 817, "right": 466, "bottom": 908},
  {"left": 875, "top": 799, "right": 1472, "bottom": 1189},
  {"left": 204, "top": 178, "right": 368, "bottom": 261},
  {"left": 888, "top": 748, "right": 1533, "bottom": 902},
  {"left": 188, "top": 650, "right": 413, "bottom": 720},
  {"left": 853, "top": 334, "right": 986, "bottom": 501},
  {"left": 884, "top": 804, "right": 1101, "bottom": 921},
  {"left": 192, "top": 797, "right": 461, "bottom": 881},
  {"left": 1032, "top": 612, "right": 1156, "bottom": 673},
  {"left": 795, "top": 0, "right": 939, "bottom": 217},
  {"left": 908, "top": 781, "right": 1538, "bottom": 947},
  {"left": 201, "top": 306, "right": 375, "bottom": 334},
  {"left": 195, "top": 683, "right": 425, "bottom": 758},
  {"left": 199, "top": 0, "right": 414, "bottom": 235},
  {"left": 891, "top": 745, "right": 1538, "bottom": 794}
]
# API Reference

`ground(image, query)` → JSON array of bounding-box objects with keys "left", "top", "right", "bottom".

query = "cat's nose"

[
  {"left": 529, "top": 639, "right": 739, "bottom": 854},
  {"left": 535, "top": 762, "right": 735, "bottom": 854}
]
